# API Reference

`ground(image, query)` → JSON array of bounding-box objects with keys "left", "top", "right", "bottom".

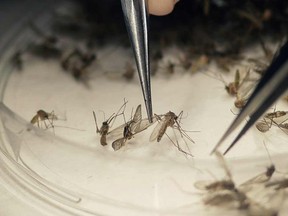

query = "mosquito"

[
  {"left": 111, "top": 104, "right": 154, "bottom": 151},
  {"left": 195, "top": 151, "right": 250, "bottom": 209},
  {"left": 61, "top": 48, "right": 96, "bottom": 82},
  {"left": 205, "top": 68, "right": 250, "bottom": 97},
  {"left": 223, "top": 69, "right": 250, "bottom": 97},
  {"left": 265, "top": 111, "right": 288, "bottom": 120},
  {"left": 149, "top": 111, "right": 195, "bottom": 156},
  {"left": 234, "top": 82, "right": 255, "bottom": 109},
  {"left": 93, "top": 100, "right": 127, "bottom": 146},
  {"left": 255, "top": 109, "right": 288, "bottom": 133},
  {"left": 28, "top": 23, "right": 62, "bottom": 59},
  {"left": 194, "top": 151, "right": 235, "bottom": 192},
  {"left": 122, "top": 62, "right": 135, "bottom": 81},
  {"left": 255, "top": 118, "right": 272, "bottom": 133},
  {"left": 30, "top": 110, "right": 58, "bottom": 130},
  {"left": 240, "top": 143, "right": 275, "bottom": 190},
  {"left": 203, "top": 189, "right": 249, "bottom": 209},
  {"left": 278, "top": 120, "right": 288, "bottom": 130}
]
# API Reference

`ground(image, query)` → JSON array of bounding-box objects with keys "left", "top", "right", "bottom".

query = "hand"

[{"left": 148, "top": 0, "right": 179, "bottom": 16}]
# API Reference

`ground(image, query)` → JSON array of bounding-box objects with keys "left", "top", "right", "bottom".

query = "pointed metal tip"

[
  {"left": 210, "top": 141, "right": 221, "bottom": 155},
  {"left": 120, "top": 0, "right": 153, "bottom": 123},
  {"left": 144, "top": 97, "right": 153, "bottom": 123}
]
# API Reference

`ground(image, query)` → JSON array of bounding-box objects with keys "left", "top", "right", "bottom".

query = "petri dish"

[{"left": 0, "top": 1, "right": 288, "bottom": 216}]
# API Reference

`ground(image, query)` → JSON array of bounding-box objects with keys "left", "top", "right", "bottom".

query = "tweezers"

[
  {"left": 120, "top": 0, "right": 153, "bottom": 122},
  {"left": 211, "top": 40, "right": 288, "bottom": 155}
]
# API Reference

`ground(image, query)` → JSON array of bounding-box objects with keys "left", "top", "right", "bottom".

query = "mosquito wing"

[
  {"left": 149, "top": 119, "right": 164, "bottom": 142},
  {"left": 134, "top": 117, "right": 156, "bottom": 134},
  {"left": 241, "top": 165, "right": 275, "bottom": 188},
  {"left": 194, "top": 180, "right": 212, "bottom": 190},
  {"left": 256, "top": 121, "right": 270, "bottom": 132},
  {"left": 108, "top": 123, "right": 126, "bottom": 139},
  {"left": 215, "top": 151, "right": 233, "bottom": 181},
  {"left": 203, "top": 191, "right": 236, "bottom": 206},
  {"left": 130, "top": 105, "right": 142, "bottom": 132},
  {"left": 112, "top": 137, "right": 126, "bottom": 151}
]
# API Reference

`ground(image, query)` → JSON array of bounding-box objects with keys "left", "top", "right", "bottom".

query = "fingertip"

[{"left": 148, "top": 0, "right": 179, "bottom": 16}]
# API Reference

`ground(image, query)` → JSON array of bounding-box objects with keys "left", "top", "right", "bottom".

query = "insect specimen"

[
  {"left": 278, "top": 122, "right": 288, "bottom": 130},
  {"left": 234, "top": 96, "right": 247, "bottom": 109},
  {"left": 149, "top": 111, "right": 195, "bottom": 156},
  {"left": 93, "top": 100, "right": 127, "bottom": 146},
  {"left": 255, "top": 119, "right": 272, "bottom": 133},
  {"left": 122, "top": 62, "right": 135, "bottom": 81},
  {"left": 195, "top": 151, "right": 250, "bottom": 209},
  {"left": 264, "top": 111, "right": 287, "bottom": 119},
  {"left": 30, "top": 110, "right": 58, "bottom": 130},
  {"left": 234, "top": 82, "right": 255, "bottom": 109},
  {"left": 61, "top": 49, "right": 96, "bottom": 82},
  {"left": 240, "top": 165, "right": 275, "bottom": 192},
  {"left": 230, "top": 69, "right": 252, "bottom": 96},
  {"left": 111, "top": 105, "right": 154, "bottom": 151},
  {"left": 203, "top": 189, "right": 249, "bottom": 210},
  {"left": 27, "top": 23, "right": 62, "bottom": 59},
  {"left": 194, "top": 151, "right": 235, "bottom": 192},
  {"left": 165, "top": 61, "right": 176, "bottom": 75},
  {"left": 189, "top": 54, "right": 209, "bottom": 73},
  {"left": 241, "top": 142, "right": 276, "bottom": 187},
  {"left": 255, "top": 110, "right": 288, "bottom": 133}
]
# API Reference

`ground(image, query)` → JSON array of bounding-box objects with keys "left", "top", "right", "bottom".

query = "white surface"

[{"left": 1, "top": 45, "right": 288, "bottom": 215}]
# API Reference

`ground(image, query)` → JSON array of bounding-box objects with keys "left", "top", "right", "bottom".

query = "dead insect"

[
  {"left": 225, "top": 69, "right": 240, "bottom": 96},
  {"left": 122, "top": 62, "right": 135, "bottom": 81},
  {"left": 27, "top": 23, "right": 62, "bottom": 58},
  {"left": 195, "top": 180, "right": 235, "bottom": 192},
  {"left": 236, "top": 8, "right": 272, "bottom": 31},
  {"left": 234, "top": 82, "right": 254, "bottom": 109},
  {"left": 93, "top": 112, "right": 115, "bottom": 146},
  {"left": 255, "top": 110, "right": 288, "bottom": 133},
  {"left": 61, "top": 49, "right": 96, "bottom": 82},
  {"left": 189, "top": 54, "right": 209, "bottom": 73},
  {"left": 234, "top": 96, "right": 247, "bottom": 109},
  {"left": 195, "top": 151, "right": 235, "bottom": 192},
  {"left": 240, "top": 165, "right": 275, "bottom": 191},
  {"left": 247, "top": 56, "right": 270, "bottom": 76},
  {"left": 93, "top": 101, "right": 127, "bottom": 146},
  {"left": 30, "top": 110, "right": 58, "bottom": 129},
  {"left": 203, "top": 189, "right": 249, "bottom": 210},
  {"left": 278, "top": 122, "right": 288, "bottom": 130},
  {"left": 149, "top": 111, "right": 195, "bottom": 156},
  {"left": 111, "top": 105, "right": 154, "bottom": 151},
  {"left": 195, "top": 151, "right": 250, "bottom": 209},
  {"left": 150, "top": 111, "right": 193, "bottom": 143},
  {"left": 207, "top": 69, "right": 250, "bottom": 97},
  {"left": 255, "top": 119, "right": 272, "bottom": 133},
  {"left": 165, "top": 61, "right": 177, "bottom": 75},
  {"left": 240, "top": 142, "right": 276, "bottom": 193},
  {"left": 265, "top": 111, "right": 287, "bottom": 120}
]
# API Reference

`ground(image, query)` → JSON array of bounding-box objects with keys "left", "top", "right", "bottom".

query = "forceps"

[
  {"left": 120, "top": 0, "right": 153, "bottom": 122},
  {"left": 211, "top": 41, "right": 288, "bottom": 155}
]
